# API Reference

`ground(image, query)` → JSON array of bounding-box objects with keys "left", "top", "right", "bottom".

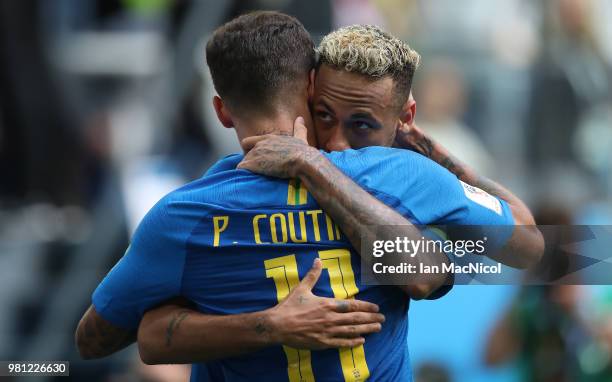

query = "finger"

[
  {"left": 237, "top": 152, "right": 256, "bottom": 170},
  {"left": 333, "top": 324, "right": 382, "bottom": 338},
  {"left": 332, "top": 299, "right": 380, "bottom": 313},
  {"left": 298, "top": 258, "right": 322, "bottom": 291},
  {"left": 236, "top": 160, "right": 251, "bottom": 171},
  {"left": 241, "top": 135, "right": 268, "bottom": 152},
  {"left": 332, "top": 312, "right": 386, "bottom": 326},
  {"left": 329, "top": 323, "right": 382, "bottom": 338},
  {"left": 323, "top": 336, "right": 366, "bottom": 348},
  {"left": 293, "top": 116, "right": 308, "bottom": 143}
]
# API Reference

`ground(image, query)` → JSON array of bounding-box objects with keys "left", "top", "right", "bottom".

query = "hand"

[
  {"left": 238, "top": 116, "right": 321, "bottom": 178},
  {"left": 267, "top": 259, "right": 385, "bottom": 350},
  {"left": 394, "top": 122, "right": 433, "bottom": 158}
]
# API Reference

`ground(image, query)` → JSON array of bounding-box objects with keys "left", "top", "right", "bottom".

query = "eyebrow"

[
  {"left": 350, "top": 112, "right": 376, "bottom": 120},
  {"left": 316, "top": 99, "right": 334, "bottom": 113}
]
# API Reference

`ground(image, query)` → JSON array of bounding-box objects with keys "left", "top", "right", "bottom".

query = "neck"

[
  {"left": 241, "top": 112, "right": 297, "bottom": 136},
  {"left": 233, "top": 102, "right": 313, "bottom": 146}
]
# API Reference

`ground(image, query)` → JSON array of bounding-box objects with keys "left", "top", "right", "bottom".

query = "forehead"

[{"left": 314, "top": 64, "right": 395, "bottom": 111}]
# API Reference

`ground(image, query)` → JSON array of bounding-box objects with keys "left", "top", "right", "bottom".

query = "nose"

[{"left": 324, "top": 127, "right": 351, "bottom": 152}]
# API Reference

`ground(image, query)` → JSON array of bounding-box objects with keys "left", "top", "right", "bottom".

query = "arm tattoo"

[
  {"left": 436, "top": 150, "right": 507, "bottom": 200},
  {"left": 439, "top": 156, "right": 466, "bottom": 181},
  {"left": 474, "top": 176, "right": 507, "bottom": 199},
  {"left": 300, "top": 155, "right": 369, "bottom": 250},
  {"left": 300, "top": 154, "right": 412, "bottom": 253},
  {"left": 76, "top": 305, "right": 136, "bottom": 359},
  {"left": 297, "top": 153, "right": 450, "bottom": 296},
  {"left": 298, "top": 154, "right": 448, "bottom": 295},
  {"left": 430, "top": 144, "right": 511, "bottom": 201},
  {"left": 254, "top": 315, "right": 271, "bottom": 336},
  {"left": 165, "top": 310, "right": 190, "bottom": 347},
  {"left": 414, "top": 135, "right": 434, "bottom": 158}
]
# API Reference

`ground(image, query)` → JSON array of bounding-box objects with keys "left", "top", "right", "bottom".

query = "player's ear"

[
  {"left": 399, "top": 92, "right": 416, "bottom": 125},
  {"left": 307, "top": 68, "right": 315, "bottom": 103},
  {"left": 213, "top": 96, "right": 234, "bottom": 128}
]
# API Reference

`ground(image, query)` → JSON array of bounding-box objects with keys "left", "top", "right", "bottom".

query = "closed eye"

[
  {"left": 315, "top": 110, "right": 334, "bottom": 123},
  {"left": 351, "top": 121, "right": 372, "bottom": 130},
  {"left": 349, "top": 120, "right": 377, "bottom": 131},
  {"left": 346, "top": 113, "right": 381, "bottom": 132}
]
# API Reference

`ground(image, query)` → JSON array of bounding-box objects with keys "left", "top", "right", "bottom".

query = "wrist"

[
  {"left": 257, "top": 307, "right": 284, "bottom": 346},
  {"left": 291, "top": 146, "right": 323, "bottom": 178}
]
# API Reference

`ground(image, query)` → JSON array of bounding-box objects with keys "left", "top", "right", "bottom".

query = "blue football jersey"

[{"left": 93, "top": 147, "right": 514, "bottom": 382}]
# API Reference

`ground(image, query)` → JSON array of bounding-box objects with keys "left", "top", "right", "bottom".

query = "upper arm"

[
  {"left": 335, "top": 148, "right": 513, "bottom": 225},
  {"left": 380, "top": 150, "right": 515, "bottom": 249}
]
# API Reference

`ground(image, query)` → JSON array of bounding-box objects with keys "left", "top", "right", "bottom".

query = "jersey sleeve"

[
  {"left": 328, "top": 148, "right": 512, "bottom": 221},
  {"left": 327, "top": 147, "right": 515, "bottom": 255},
  {"left": 92, "top": 196, "right": 187, "bottom": 329}
]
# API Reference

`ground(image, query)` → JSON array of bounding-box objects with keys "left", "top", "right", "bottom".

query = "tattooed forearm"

[
  {"left": 416, "top": 136, "right": 474, "bottom": 184},
  {"left": 75, "top": 305, "right": 136, "bottom": 359},
  {"left": 439, "top": 156, "right": 466, "bottom": 181},
  {"left": 473, "top": 176, "right": 508, "bottom": 199},
  {"left": 138, "top": 306, "right": 280, "bottom": 364},
  {"left": 299, "top": 154, "right": 373, "bottom": 250},
  {"left": 396, "top": 126, "right": 478, "bottom": 185},
  {"left": 254, "top": 315, "right": 271, "bottom": 336},
  {"left": 297, "top": 153, "right": 449, "bottom": 298},
  {"left": 165, "top": 310, "right": 190, "bottom": 347},
  {"left": 404, "top": 128, "right": 542, "bottom": 265},
  {"left": 430, "top": 141, "right": 515, "bottom": 203},
  {"left": 411, "top": 135, "right": 434, "bottom": 158},
  {"left": 396, "top": 124, "right": 434, "bottom": 158},
  {"left": 401, "top": 124, "right": 542, "bottom": 267}
]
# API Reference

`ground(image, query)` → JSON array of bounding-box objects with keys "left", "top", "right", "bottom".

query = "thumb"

[
  {"left": 299, "top": 258, "right": 322, "bottom": 290},
  {"left": 293, "top": 116, "right": 308, "bottom": 143}
]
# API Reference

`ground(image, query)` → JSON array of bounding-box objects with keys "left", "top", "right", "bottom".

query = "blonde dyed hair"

[{"left": 317, "top": 24, "right": 420, "bottom": 102}]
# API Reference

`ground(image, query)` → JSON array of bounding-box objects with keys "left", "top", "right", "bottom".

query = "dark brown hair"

[{"left": 206, "top": 11, "right": 315, "bottom": 116}]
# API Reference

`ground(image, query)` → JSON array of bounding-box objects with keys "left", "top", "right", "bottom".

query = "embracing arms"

[
  {"left": 76, "top": 119, "right": 449, "bottom": 362},
  {"left": 76, "top": 260, "right": 384, "bottom": 362},
  {"left": 394, "top": 122, "right": 544, "bottom": 268},
  {"left": 137, "top": 260, "right": 384, "bottom": 364},
  {"left": 239, "top": 117, "right": 451, "bottom": 299}
]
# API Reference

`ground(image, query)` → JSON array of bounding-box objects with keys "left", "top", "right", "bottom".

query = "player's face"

[{"left": 312, "top": 64, "right": 400, "bottom": 151}]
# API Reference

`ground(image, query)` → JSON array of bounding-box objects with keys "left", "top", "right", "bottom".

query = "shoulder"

[
  {"left": 205, "top": 153, "right": 244, "bottom": 176},
  {"left": 156, "top": 165, "right": 290, "bottom": 212},
  {"left": 324, "top": 146, "right": 456, "bottom": 186},
  {"left": 325, "top": 146, "right": 439, "bottom": 168},
  {"left": 134, "top": 177, "right": 219, "bottom": 237}
]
